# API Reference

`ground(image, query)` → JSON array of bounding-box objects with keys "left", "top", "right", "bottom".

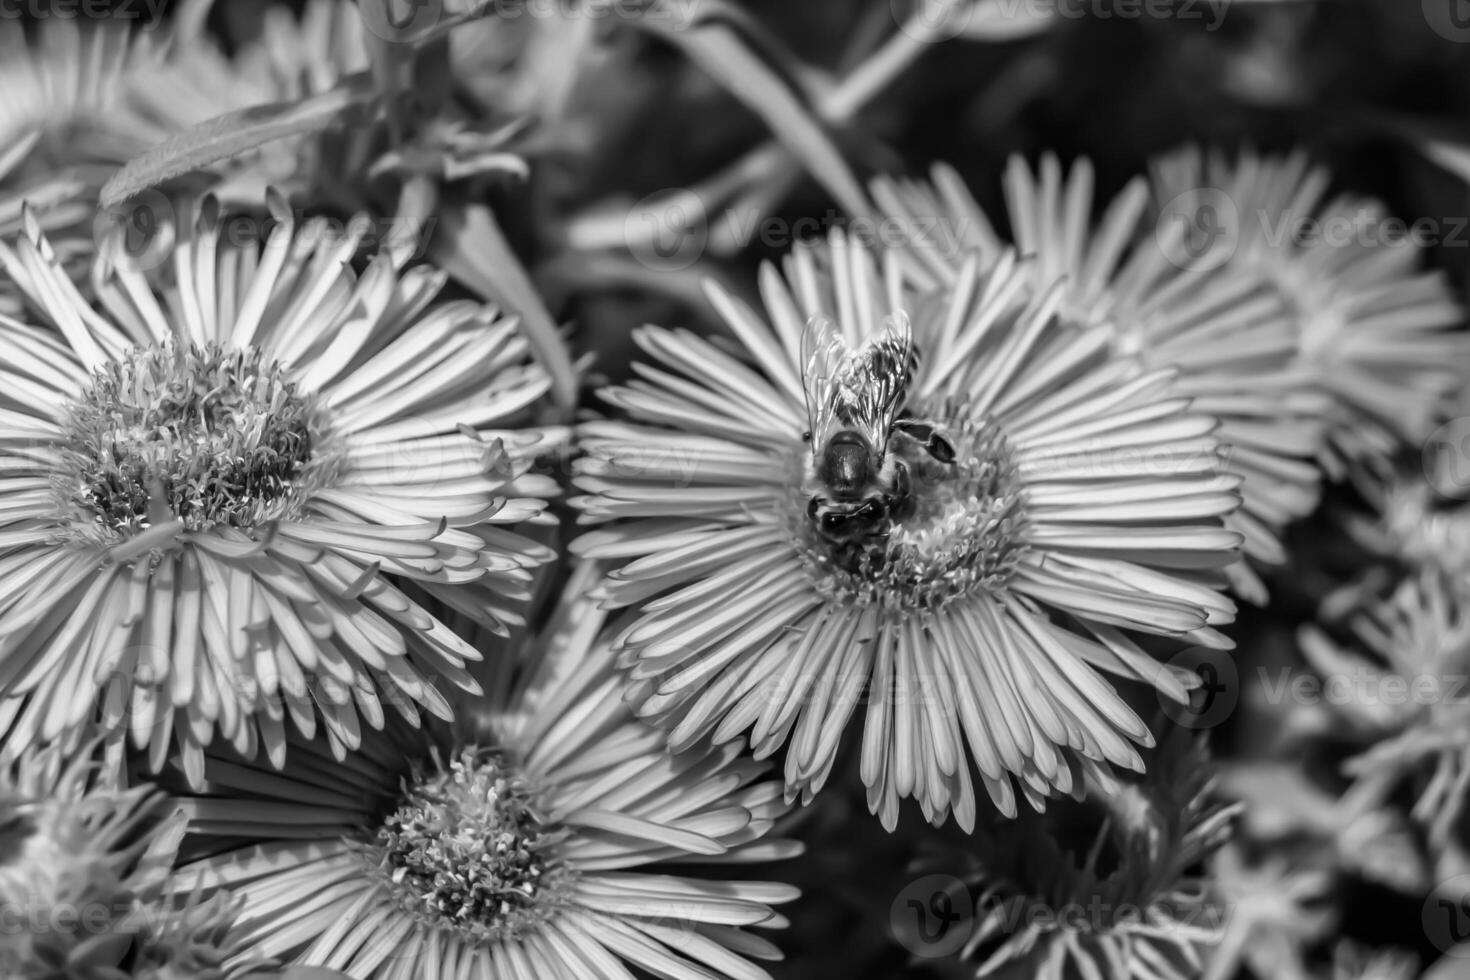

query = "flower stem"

[{"left": 610, "top": 6, "right": 944, "bottom": 257}]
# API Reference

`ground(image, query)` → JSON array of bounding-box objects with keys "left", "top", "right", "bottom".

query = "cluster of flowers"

[{"left": 0, "top": 2, "right": 1467, "bottom": 979}]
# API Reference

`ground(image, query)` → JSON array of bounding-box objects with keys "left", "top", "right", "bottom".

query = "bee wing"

[
  {"left": 800, "top": 314, "right": 849, "bottom": 441},
  {"left": 846, "top": 311, "right": 918, "bottom": 450}
]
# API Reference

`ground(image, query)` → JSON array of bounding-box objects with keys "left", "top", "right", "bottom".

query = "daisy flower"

[
  {"left": 872, "top": 154, "right": 1328, "bottom": 604},
  {"left": 1298, "top": 571, "right": 1470, "bottom": 849},
  {"left": 167, "top": 561, "right": 802, "bottom": 980},
  {"left": 0, "top": 16, "right": 160, "bottom": 241},
  {"left": 116, "top": 1, "right": 529, "bottom": 216},
  {"left": 1329, "top": 943, "right": 1421, "bottom": 980},
  {"left": 131, "top": 886, "right": 264, "bottom": 980},
  {"left": 1345, "top": 478, "right": 1470, "bottom": 583},
  {"left": 1216, "top": 761, "right": 1428, "bottom": 895},
  {"left": 572, "top": 231, "right": 1242, "bottom": 829},
  {"left": 0, "top": 743, "right": 176, "bottom": 978},
  {"left": 117, "top": 0, "right": 372, "bottom": 209},
  {"left": 0, "top": 194, "right": 562, "bottom": 783},
  {"left": 0, "top": 16, "right": 164, "bottom": 319},
  {"left": 0, "top": 744, "right": 278, "bottom": 979},
  {"left": 1149, "top": 146, "right": 1468, "bottom": 480},
  {"left": 1204, "top": 842, "right": 1335, "bottom": 980},
  {"left": 918, "top": 730, "right": 1237, "bottom": 980},
  {"left": 1314, "top": 476, "right": 1470, "bottom": 623}
]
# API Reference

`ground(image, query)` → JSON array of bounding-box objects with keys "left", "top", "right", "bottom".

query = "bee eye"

[{"left": 807, "top": 498, "right": 820, "bottom": 519}]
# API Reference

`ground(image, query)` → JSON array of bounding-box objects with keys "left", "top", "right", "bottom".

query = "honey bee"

[{"left": 800, "top": 314, "right": 956, "bottom": 546}]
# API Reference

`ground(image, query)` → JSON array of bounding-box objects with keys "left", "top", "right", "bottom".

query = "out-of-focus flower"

[
  {"left": 1300, "top": 572, "right": 1470, "bottom": 849},
  {"left": 872, "top": 155, "right": 1328, "bottom": 605},
  {"left": 1204, "top": 842, "right": 1335, "bottom": 980},
  {"left": 117, "top": 0, "right": 371, "bottom": 209},
  {"left": 118, "top": 0, "right": 543, "bottom": 215},
  {"left": 1328, "top": 942, "right": 1420, "bottom": 980},
  {"left": 0, "top": 743, "right": 177, "bottom": 977},
  {"left": 1317, "top": 475, "right": 1470, "bottom": 626},
  {"left": 0, "top": 18, "right": 159, "bottom": 239},
  {"left": 573, "top": 231, "right": 1241, "bottom": 830},
  {"left": 1217, "top": 761, "right": 1428, "bottom": 894},
  {"left": 131, "top": 886, "right": 266, "bottom": 980},
  {"left": 0, "top": 17, "right": 163, "bottom": 320},
  {"left": 447, "top": 7, "right": 611, "bottom": 152},
  {"left": 1149, "top": 147, "right": 1468, "bottom": 481},
  {"left": 168, "top": 562, "right": 802, "bottom": 979},
  {"left": 919, "top": 730, "right": 1236, "bottom": 980},
  {"left": 0, "top": 195, "right": 562, "bottom": 781},
  {"left": 0, "top": 4, "right": 373, "bottom": 314},
  {"left": 1345, "top": 478, "right": 1470, "bottom": 582}
]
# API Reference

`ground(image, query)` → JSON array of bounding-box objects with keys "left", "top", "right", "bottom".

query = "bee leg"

[
  {"left": 887, "top": 461, "right": 915, "bottom": 521},
  {"left": 924, "top": 432, "right": 957, "bottom": 464},
  {"left": 893, "top": 418, "right": 957, "bottom": 464}
]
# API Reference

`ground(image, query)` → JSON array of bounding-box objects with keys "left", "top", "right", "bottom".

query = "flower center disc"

[
  {"left": 367, "top": 749, "right": 569, "bottom": 943},
  {"left": 789, "top": 401, "right": 1028, "bottom": 613},
  {"left": 58, "top": 343, "right": 325, "bottom": 539}
]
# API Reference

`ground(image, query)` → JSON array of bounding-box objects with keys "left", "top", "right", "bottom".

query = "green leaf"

[
  {"left": 637, "top": 4, "right": 870, "bottom": 220},
  {"left": 432, "top": 203, "right": 579, "bottom": 420},
  {"left": 99, "top": 72, "right": 377, "bottom": 210}
]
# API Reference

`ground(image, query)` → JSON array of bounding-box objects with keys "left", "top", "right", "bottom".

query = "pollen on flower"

[
  {"left": 788, "top": 399, "right": 1029, "bottom": 613},
  {"left": 363, "top": 748, "right": 572, "bottom": 943},
  {"left": 54, "top": 342, "right": 334, "bottom": 542}
]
